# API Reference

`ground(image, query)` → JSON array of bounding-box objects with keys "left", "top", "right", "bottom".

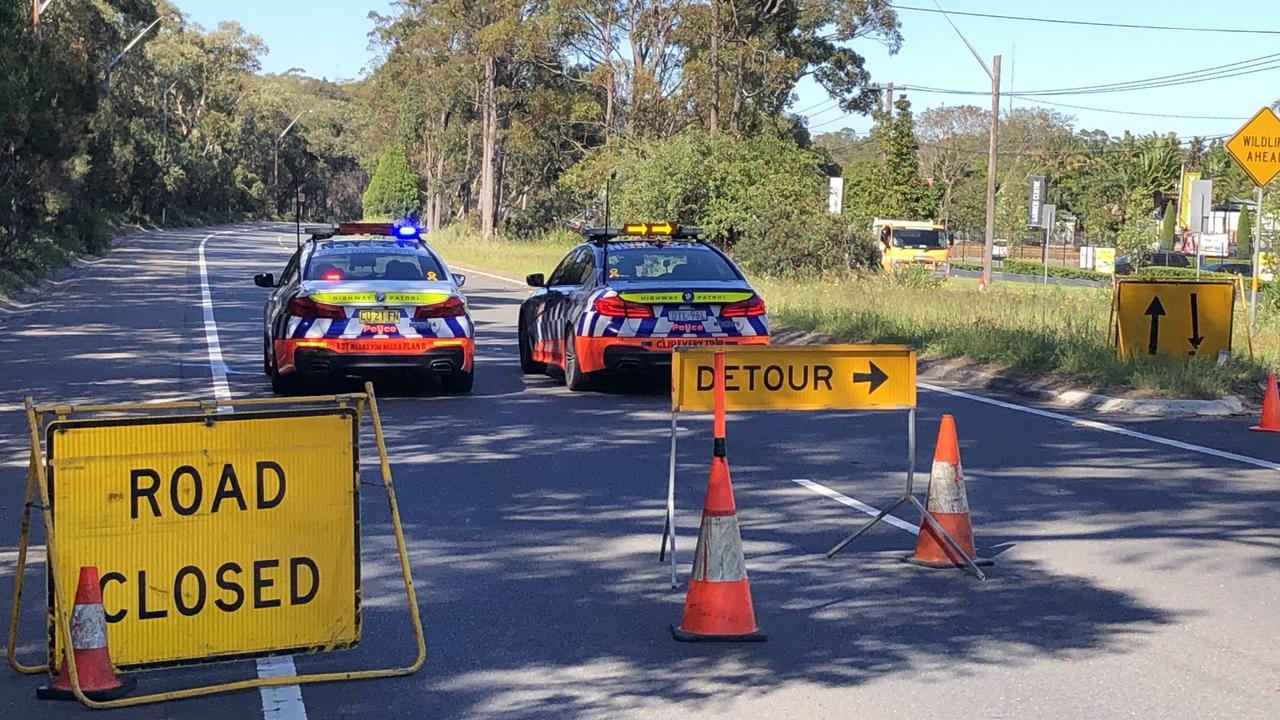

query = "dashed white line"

[
  {"left": 197, "top": 228, "right": 308, "bottom": 720},
  {"left": 791, "top": 479, "right": 919, "bottom": 535},
  {"left": 919, "top": 381, "right": 1280, "bottom": 472}
]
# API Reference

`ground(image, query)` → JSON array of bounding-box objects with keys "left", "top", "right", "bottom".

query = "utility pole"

[
  {"left": 274, "top": 110, "right": 309, "bottom": 217},
  {"left": 103, "top": 16, "right": 167, "bottom": 95},
  {"left": 984, "top": 56, "right": 1001, "bottom": 290}
]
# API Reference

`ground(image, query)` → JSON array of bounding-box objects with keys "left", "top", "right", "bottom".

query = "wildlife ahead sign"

[
  {"left": 46, "top": 409, "right": 360, "bottom": 669},
  {"left": 1114, "top": 279, "right": 1235, "bottom": 361},
  {"left": 1226, "top": 107, "right": 1280, "bottom": 188}
]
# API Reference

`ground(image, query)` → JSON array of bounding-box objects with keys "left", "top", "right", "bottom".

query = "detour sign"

[
  {"left": 671, "top": 344, "right": 916, "bottom": 412},
  {"left": 46, "top": 409, "right": 360, "bottom": 669}
]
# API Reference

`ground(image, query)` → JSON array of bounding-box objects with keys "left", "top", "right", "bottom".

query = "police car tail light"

[
  {"left": 414, "top": 296, "right": 466, "bottom": 319},
  {"left": 288, "top": 296, "right": 346, "bottom": 320},
  {"left": 593, "top": 295, "right": 653, "bottom": 318},
  {"left": 720, "top": 294, "right": 766, "bottom": 317}
]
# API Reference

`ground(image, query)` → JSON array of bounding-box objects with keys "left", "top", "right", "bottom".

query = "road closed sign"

[
  {"left": 672, "top": 344, "right": 916, "bottom": 412},
  {"left": 46, "top": 409, "right": 360, "bottom": 669},
  {"left": 1114, "top": 279, "right": 1235, "bottom": 361}
]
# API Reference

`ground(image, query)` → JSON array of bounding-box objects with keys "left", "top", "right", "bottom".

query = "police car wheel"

[
  {"left": 518, "top": 322, "right": 544, "bottom": 374},
  {"left": 441, "top": 370, "right": 474, "bottom": 394},
  {"left": 269, "top": 350, "right": 305, "bottom": 395},
  {"left": 563, "top": 332, "right": 592, "bottom": 392},
  {"left": 263, "top": 335, "right": 273, "bottom": 376}
]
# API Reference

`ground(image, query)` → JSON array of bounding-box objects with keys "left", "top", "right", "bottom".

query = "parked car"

[
  {"left": 1202, "top": 261, "right": 1253, "bottom": 277},
  {"left": 1113, "top": 251, "right": 1191, "bottom": 275}
]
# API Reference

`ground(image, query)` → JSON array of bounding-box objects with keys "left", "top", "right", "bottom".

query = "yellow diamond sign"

[{"left": 1226, "top": 107, "right": 1280, "bottom": 187}]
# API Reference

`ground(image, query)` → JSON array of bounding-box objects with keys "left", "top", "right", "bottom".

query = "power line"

[
  {"left": 901, "top": 90, "right": 1251, "bottom": 121},
  {"left": 793, "top": 97, "right": 839, "bottom": 115},
  {"left": 892, "top": 4, "right": 1280, "bottom": 35}
]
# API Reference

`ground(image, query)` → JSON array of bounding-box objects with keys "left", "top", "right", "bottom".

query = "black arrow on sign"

[
  {"left": 853, "top": 362, "right": 889, "bottom": 394},
  {"left": 1145, "top": 296, "right": 1166, "bottom": 355},
  {"left": 1188, "top": 292, "right": 1203, "bottom": 353}
]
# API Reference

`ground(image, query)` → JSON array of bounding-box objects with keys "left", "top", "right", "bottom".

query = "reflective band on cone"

[
  {"left": 1251, "top": 373, "right": 1280, "bottom": 433},
  {"left": 905, "top": 415, "right": 993, "bottom": 570},
  {"left": 38, "top": 566, "right": 136, "bottom": 702}
]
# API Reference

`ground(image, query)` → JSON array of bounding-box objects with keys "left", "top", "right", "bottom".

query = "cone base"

[
  {"left": 37, "top": 675, "right": 136, "bottom": 702},
  {"left": 903, "top": 555, "right": 994, "bottom": 570},
  {"left": 1249, "top": 425, "right": 1280, "bottom": 432},
  {"left": 671, "top": 624, "right": 766, "bottom": 643}
]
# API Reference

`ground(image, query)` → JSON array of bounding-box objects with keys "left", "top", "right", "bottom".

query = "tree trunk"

[
  {"left": 479, "top": 56, "right": 498, "bottom": 239},
  {"left": 709, "top": 0, "right": 720, "bottom": 134}
]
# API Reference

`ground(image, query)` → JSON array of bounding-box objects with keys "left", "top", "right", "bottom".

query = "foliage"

[
  {"left": 1002, "top": 260, "right": 1111, "bottom": 282},
  {"left": 1236, "top": 205, "right": 1253, "bottom": 259},
  {"left": 1133, "top": 266, "right": 1235, "bottom": 280},
  {"left": 362, "top": 144, "right": 420, "bottom": 220}
]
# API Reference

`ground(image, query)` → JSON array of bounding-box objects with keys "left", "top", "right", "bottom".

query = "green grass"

[{"left": 427, "top": 226, "right": 1275, "bottom": 399}]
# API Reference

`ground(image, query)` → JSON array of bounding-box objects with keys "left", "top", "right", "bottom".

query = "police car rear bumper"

[{"left": 293, "top": 347, "right": 468, "bottom": 377}]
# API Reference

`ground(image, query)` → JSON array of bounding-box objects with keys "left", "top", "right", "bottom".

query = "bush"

[
  {"left": 1134, "top": 266, "right": 1236, "bottom": 280},
  {"left": 1002, "top": 259, "right": 1111, "bottom": 282},
  {"left": 362, "top": 144, "right": 420, "bottom": 220}
]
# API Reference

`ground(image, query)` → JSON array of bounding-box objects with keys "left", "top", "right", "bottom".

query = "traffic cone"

[
  {"left": 671, "top": 352, "right": 765, "bottom": 642},
  {"left": 905, "top": 415, "right": 993, "bottom": 570},
  {"left": 1250, "top": 373, "right": 1280, "bottom": 433},
  {"left": 38, "top": 566, "right": 136, "bottom": 701}
]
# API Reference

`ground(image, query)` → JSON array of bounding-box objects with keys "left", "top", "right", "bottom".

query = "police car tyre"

[
  {"left": 441, "top": 369, "right": 474, "bottom": 394},
  {"left": 518, "top": 321, "right": 545, "bottom": 374},
  {"left": 269, "top": 357, "right": 306, "bottom": 396},
  {"left": 564, "top": 332, "right": 592, "bottom": 392},
  {"left": 263, "top": 335, "right": 273, "bottom": 376}
]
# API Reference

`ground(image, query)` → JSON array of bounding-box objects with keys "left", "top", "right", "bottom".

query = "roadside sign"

[
  {"left": 47, "top": 409, "right": 360, "bottom": 669},
  {"left": 671, "top": 344, "right": 916, "bottom": 412},
  {"left": 1226, "top": 107, "right": 1280, "bottom": 187},
  {"left": 1095, "top": 247, "right": 1116, "bottom": 275},
  {"left": 827, "top": 177, "right": 844, "bottom": 214},
  {"left": 1189, "top": 179, "right": 1213, "bottom": 232},
  {"left": 1027, "top": 176, "right": 1046, "bottom": 228},
  {"left": 1114, "top": 279, "right": 1235, "bottom": 361}
]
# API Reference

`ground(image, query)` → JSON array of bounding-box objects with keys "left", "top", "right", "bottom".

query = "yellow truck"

[{"left": 872, "top": 218, "right": 953, "bottom": 278}]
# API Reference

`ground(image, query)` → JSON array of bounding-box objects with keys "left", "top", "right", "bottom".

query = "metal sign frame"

[
  {"left": 5, "top": 383, "right": 425, "bottom": 710},
  {"left": 657, "top": 345, "right": 987, "bottom": 587}
]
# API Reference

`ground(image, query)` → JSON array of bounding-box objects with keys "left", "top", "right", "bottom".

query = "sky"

[{"left": 176, "top": 0, "right": 1280, "bottom": 140}]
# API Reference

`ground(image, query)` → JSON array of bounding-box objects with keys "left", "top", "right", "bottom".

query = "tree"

[
  {"left": 864, "top": 96, "right": 936, "bottom": 219},
  {"left": 362, "top": 144, "right": 420, "bottom": 220},
  {"left": 1159, "top": 201, "right": 1176, "bottom": 250},
  {"left": 1237, "top": 205, "right": 1253, "bottom": 260}
]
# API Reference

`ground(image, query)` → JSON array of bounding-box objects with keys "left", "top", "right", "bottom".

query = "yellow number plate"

[{"left": 358, "top": 309, "right": 400, "bottom": 324}]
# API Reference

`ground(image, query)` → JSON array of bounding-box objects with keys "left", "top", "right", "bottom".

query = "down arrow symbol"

[{"left": 853, "top": 362, "right": 889, "bottom": 394}]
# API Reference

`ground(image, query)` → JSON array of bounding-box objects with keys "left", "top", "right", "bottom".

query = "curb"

[{"left": 770, "top": 329, "right": 1249, "bottom": 418}]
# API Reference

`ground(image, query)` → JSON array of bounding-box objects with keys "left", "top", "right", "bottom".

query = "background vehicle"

[
  {"left": 1113, "top": 251, "right": 1191, "bottom": 275},
  {"left": 873, "top": 218, "right": 954, "bottom": 277},
  {"left": 255, "top": 222, "right": 474, "bottom": 394},
  {"left": 517, "top": 222, "right": 769, "bottom": 391},
  {"left": 1202, "top": 261, "right": 1253, "bottom": 276}
]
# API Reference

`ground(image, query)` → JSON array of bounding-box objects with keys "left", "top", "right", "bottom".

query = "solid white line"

[
  {"left": 197, "top": 230, "right": 234, "bottom": 404},
  {"left": 919, "top": 382, "right": 1280, "bottom": 472},
  {"left": 197, "top": 228, "right": 308, "bottom": 720},
  {"left": 791, "top": 479, "right": 919, "bottom": 535},
  {"left": 255, "top": 656, "right": 308, "bottom": 720},
  {"left": 453, "top": 263, "right": 527, "bottom": 285}
]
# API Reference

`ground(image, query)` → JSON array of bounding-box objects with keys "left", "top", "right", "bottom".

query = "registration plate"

[
  {"left": 668, "top": 310, "right": 707, "bottom": 322},
  {"left": 358, "top": 309, "right": 400, "bottom": 324}
]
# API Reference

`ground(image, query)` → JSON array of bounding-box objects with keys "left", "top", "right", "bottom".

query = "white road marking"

[
  {"left": 449, "top": 264, "right": 526, "bottom": 287},
  {"left": 197, "top": 228, "right": 308, "bottom": 720},
  {"left": 919, "top": 382, "right": 1280, "bottom": 472},
  {"left": 791, "top": 479, "right": 919, "bottom": 535},
  {"left": 256, "top": 656, "right": 308, "bottom": 720}
]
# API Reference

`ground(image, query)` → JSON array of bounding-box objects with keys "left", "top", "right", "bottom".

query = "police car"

[
  {"left": 517, "top": 222, "right": 769, "bottom": 390},
  {"left": 255, "top": 222, "right": 474, "bottom": 394}
]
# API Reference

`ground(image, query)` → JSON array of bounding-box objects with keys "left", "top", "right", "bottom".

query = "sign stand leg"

[
  {"left": 5, "top": 399, "right": 48, "bottom": 675},
  {"left": 659, "top": 411, "right": 679, "bottom": 590},
  {"left": 826, "top": 408, "right": 916, "bottom": 558}
]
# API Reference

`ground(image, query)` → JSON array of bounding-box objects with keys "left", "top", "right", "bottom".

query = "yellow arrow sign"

[
  {"left": 1226, "top": 107, "right": 1280, "bottom": 187},
  {"left": 1114, "top": 279, "right": 1235, "bottom": 361},
  {"left": 671, "top": 344, "right": 916, "bottom": 412}
]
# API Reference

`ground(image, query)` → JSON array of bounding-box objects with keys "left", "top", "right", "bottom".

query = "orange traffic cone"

[
  {"left": 905, "top": 415, "right": 993, "bottom": 570},
  {"left": 38, "top": 566, "right": 136, "bottom": 701},
  {"left": 1251, "top": 373, "right": 1280, "bottom": 433},
  {"left": 672, "top": 352, "right": 765, "bottom": 642}
]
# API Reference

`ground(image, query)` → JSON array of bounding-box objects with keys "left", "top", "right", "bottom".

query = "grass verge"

[{"left": 425, "top": 227, "right": 1275, "bottom": 399}]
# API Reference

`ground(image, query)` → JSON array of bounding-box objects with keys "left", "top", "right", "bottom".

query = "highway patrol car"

[
  {"left": 517, "top": 222, "right": 769, "bottom": 390},
  {"left": 256, "top": 222, "right": 474, "bottom": 394}
]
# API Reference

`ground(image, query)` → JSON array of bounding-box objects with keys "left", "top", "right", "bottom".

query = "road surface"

[{"left": 1, "top": 224, "right": 1276, "bottom": 719}]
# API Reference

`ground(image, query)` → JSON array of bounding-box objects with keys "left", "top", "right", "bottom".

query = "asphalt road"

[{"left": 1, "top": 224, "right": 1278, "bottom": 719}]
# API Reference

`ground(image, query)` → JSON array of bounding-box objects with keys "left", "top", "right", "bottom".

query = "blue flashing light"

[{"left": 395, "top": 224, "right": 421, "bottom": 239}]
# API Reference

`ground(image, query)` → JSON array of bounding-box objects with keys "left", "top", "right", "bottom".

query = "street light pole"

[
  {"left": 273, "top": 110, "right": 309, "bottom": 217},
  {"left": 103, "top": 16, "right": 167, "bottom": 95}
]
